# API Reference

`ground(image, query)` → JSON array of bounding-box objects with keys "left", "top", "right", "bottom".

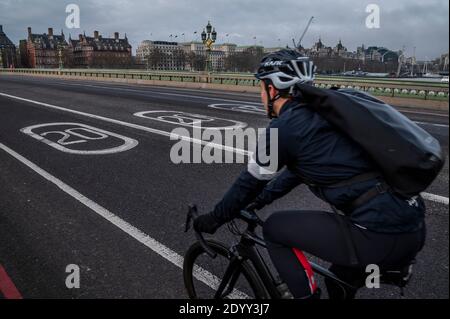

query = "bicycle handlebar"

[{"left": 185, "top": 204, "right": 264, "bottom": 259}]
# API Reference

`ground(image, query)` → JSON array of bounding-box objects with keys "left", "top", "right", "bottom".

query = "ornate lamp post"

[
  {"left": 0, "top": 47, "right": 4, "bottom": 68},
  {"left": 201, "top": 21, "right": 217, "bottom": 73},
  {"left": 57, "top": 43, "right": 64, "bottom": 70}
]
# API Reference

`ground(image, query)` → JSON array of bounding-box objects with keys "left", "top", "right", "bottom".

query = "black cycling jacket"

[{"left": 211, "top": 100, "right": 425, "bottom": 233}]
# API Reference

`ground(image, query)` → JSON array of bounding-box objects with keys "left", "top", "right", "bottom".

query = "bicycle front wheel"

[{"left": 183, "top": 240, "right": 269, "bottom": 299}]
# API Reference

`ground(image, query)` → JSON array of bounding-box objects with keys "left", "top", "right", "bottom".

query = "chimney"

[
  {"left": 79, "top": 34, "right": 83, "bottom": 41},
  {"left": 48, "top": 28, "right": 54, "bottom": 38},
  {"left": 94, "top": 31, "right": 99, "bottom": 39},
  {"left": 0, "top": 25, "right": 3, "bottom": 33},
  {"left": 28, "top": 27, "right": 32, "bottom": 36},
  {"left": 114, "top": 32, "right": 119, "bottom": 40}
]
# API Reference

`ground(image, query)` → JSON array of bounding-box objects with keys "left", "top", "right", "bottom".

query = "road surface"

[{"left": 0, "top": 75, "right": 448, "bottom": 299}]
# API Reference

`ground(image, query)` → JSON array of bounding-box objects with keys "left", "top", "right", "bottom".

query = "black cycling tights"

[{"left": 263, "top": 210, "right": 426, "bottom": 299}]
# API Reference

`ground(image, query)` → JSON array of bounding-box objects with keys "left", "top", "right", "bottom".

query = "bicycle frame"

[
  {"left": 214, "top": 225, "right": 357, "bottom": 299},
  {"left": 186, "top": 205, "right": 357, "bottom": 299}
]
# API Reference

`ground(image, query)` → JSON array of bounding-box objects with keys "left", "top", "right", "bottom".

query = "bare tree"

[
  {"left": 187, "top": 52, "right": 206, "bottom": 71},
  {"left": 224, "top": 46, "right": 265, "bottom": 72},
  {"left": 149, "top": 47, "right": 163, "bottom": 70},
  {"left": 173, "top": 49, "right": 187, "bottom": 70}
]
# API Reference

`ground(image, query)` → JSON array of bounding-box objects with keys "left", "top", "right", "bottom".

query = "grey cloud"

[{"left": 0, "top": 0, "right": 448, "bottom": 59}]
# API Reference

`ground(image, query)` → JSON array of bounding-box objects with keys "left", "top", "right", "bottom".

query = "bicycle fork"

[{"left": 214, "top": 256, "right": 245, "bottom": 299}]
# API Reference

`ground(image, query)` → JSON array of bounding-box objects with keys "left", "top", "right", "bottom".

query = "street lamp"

[
  {"left": 57, "top": 44, "right": 64, "bottom": 70},
  {"left": 0, "top": 47, "right": 4, "bottom": 68},
  {"left": 201, "top": 21, "right": 217, "bottom": 73},
  {"left": 146, "top": 47, "right": 150, "bottom": 71}
]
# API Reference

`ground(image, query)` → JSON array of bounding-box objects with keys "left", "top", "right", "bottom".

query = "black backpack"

[{"left": 294, "top": 83, "right": 446, "bottom": 197}]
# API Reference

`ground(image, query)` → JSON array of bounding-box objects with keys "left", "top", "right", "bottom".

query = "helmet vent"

[{"left": 280, "top": 76, "right": 293, "bottom": 82}]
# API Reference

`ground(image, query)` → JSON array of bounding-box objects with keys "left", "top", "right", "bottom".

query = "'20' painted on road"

[
  {"left": 21, "top": 123, "right": 138, "bottom": 155},
  {"left": 134, "top": 111, "right": 247, "bottom": 130}
]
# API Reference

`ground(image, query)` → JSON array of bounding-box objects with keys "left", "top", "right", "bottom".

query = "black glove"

[{"left": 193, "top": 213, "right": 222, "bottom": 234}]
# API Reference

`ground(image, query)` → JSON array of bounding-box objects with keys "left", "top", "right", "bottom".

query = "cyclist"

[{"left": 194, "top": 49, "right": 426, "bottom": 299}]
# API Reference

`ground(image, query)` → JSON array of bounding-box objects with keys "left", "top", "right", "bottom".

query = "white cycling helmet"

[
  {"left": 255, "top": 49, "right": 316, "bottom": 118},
  {"left": 255, "top": 49, "right": 315, "bottom": 90}
]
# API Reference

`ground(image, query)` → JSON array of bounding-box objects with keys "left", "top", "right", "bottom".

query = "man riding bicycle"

[{"left": 194, "top": 49, "right": 426, "bottom": 299}]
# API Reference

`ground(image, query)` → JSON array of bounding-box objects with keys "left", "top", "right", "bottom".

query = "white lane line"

[
  {"left": 0, "top": 142, "right": 249, "bottom": 299},
  {"left": 421, "top": 192, "right": 449, "bottom": 206},
  {"left": 206, "top": 103, "right": 448, "bottom": 128},
  {"left": 49, "top": 82, "right": 263, "bottom": 105},
  {"left": 398, "top": 109, "right": 449, "bottom": 118},
  {"left": 414, "top": 121, "right": 449, "bottom": 128},
  {"left": 55, "top": 82, "right": 449, "bottom": 121},
  {"left": 11, "top": 80, "right": 450, "bottom": 127},
  {"left": 0, "top": 92, "right": 250, "bottom": 157},
  {"left": 6, "top": 76, "right": 449, "bottom": 119},
  {"left": 206, "top": 104, "right": 448, "bottom": 128},
  {"left": 54, "top": 80, "right": 261, "bottom": 99},
  {"left": 0, "top": 92, "right": 447, "bottom": 206}
]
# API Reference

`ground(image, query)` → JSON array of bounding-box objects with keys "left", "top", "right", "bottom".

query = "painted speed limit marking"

[
  {"left": 21, "top": 123, "right": 138, "bottom": 155},
  {"left": 134, "top": 110, "right": 247, "bottom": 130}
]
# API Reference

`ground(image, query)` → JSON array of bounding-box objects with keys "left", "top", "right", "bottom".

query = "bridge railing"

[{"left": 1, "top": 68, "right": 448, "bottom": 101}]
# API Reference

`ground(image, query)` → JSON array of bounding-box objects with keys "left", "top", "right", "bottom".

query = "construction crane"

[{"left": 293, "top": 16, "right": 314, "bottom": 50}]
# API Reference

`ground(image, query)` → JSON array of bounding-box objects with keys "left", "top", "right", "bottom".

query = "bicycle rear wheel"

[{"left": 183, "top": 240, "right": 269, "bottom": 299}]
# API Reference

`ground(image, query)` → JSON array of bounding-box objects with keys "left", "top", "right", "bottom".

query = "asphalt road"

[{"left": 0, "top": 74, "right": 448, "bottom": 299}]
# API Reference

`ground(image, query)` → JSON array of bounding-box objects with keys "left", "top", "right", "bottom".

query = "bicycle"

[{"left": 183, "top": 205, "right": 415, "bottom": 299}]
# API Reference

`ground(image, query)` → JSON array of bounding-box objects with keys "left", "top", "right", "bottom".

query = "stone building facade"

[
  {"left": 136, "top": 40, "right": 184, "bottom": 70},
  {"left": 25, "top": 27, "right": 68, "bottom": 68},
  {"left": 68, "top": 31, "right": 132, "bottom": 68},
  {"left": 0, "top": 25, "right": 17, "bottom": 68}
]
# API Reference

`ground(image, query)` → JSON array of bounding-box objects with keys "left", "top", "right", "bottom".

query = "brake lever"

[
  {"left": 186, "top": 205, "right": 217, "bottom": 259},
  {"left": 185, "top": 205, "right": 194, "bottom": 233},
  {"left": 195, "top": 232, "right": 217, "bottom": 259}
]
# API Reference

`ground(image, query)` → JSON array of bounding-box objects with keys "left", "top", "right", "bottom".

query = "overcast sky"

[{"left": 1, "top": 0, "right": 448, "bottom": 60}]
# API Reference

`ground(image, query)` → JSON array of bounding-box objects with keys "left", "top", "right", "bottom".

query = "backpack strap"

[
  {"left": 330, "top": 207, "right": 361, "bottom": 266},
  {"left": 301, "top": 171, "right": 381, "bottom": 189},
  {"left": 327, "top": 171, "right": 381, "bottom": 188},
  {"left": 312, "top": 172, "right": 387, "bottom": 267},
  {"left": 343, "top": 181, "right": 391, "bottom": 212}
]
